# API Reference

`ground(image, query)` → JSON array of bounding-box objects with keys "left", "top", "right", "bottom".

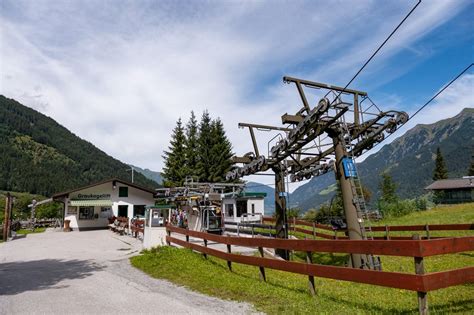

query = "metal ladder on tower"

[{"left": 337, "top": 104, "right": 381, "bottom": 270}]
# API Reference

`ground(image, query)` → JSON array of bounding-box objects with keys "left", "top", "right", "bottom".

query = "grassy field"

[
  {"left": 131, "top": 204, "right": 474, "bottom": 314},
  {"left": 15, "top": 227, "right": 47, "bottom": 235}
]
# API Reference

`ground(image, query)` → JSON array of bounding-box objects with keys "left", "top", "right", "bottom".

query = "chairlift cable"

[
  {"left": 323, "top": 0, "right": 421, "bottom": 102},
  {"left": 361, "top": 63, "right": 474, "bottom": 156}
]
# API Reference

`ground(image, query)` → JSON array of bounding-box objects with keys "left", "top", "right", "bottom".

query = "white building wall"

[
  {"left": 247, "top": 199, "right": 264, "bottom": 215},
  {"left": 63, "top": 181, "right": 155, "bottom": 230},
  {"left": 222, "top": 197, "right": 264, "bottom": 223}
]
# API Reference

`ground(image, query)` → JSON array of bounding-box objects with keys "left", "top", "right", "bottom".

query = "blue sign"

[{"left": 342, "top": 157, "right": 358, "bottom": 178}]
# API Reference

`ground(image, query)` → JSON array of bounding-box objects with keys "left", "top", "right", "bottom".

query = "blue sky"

[{"left": 0, "top": 0, "right": 473, "bottom": 189}]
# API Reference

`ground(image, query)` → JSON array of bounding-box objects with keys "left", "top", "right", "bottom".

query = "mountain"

[
  {"left": 0, "top": 95, "right": 159, "bottom": 196},
  {"left": 291, "top": 108, "right": 474, "bottom": 211},
  {"left": 290, "top": 172, "right": 337, "bottom": 211},
  {"left": 130, "top": 165, "right": 163, "bottom": 184},
  {"left": 245, "top": 181, "right": 275, "bottom": 214}
]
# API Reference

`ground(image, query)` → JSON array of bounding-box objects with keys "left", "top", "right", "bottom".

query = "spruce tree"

[
  {"left": 196, "top": 111, "right": 213, "bottom": 182},
  {"left": 184, "top": 111, "right": 199, "bottom": 179},
  {"left": 379, "top": 172, "right": 397, "bottom": 204},
  {"left": 162, "top": 118, "right": 187, "bottom": 187},
  {"left": 209, "top": 118, "right": 233, "bottom": 182},
  {"left": 468, "top": 154, "right": 474, "bottom": 176},
  {"left": 433, "top": 147, "right": 448, "bottom": 180}
]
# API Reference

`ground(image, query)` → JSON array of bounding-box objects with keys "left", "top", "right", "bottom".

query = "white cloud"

[
  {"left": 357, "top": 72, "right": 474, "bottom": 162},
  {"left": 0, "top": 0, "right": 471, "bottom": 192}
]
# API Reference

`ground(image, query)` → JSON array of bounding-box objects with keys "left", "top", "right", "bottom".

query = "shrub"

[{"left": 378, "top": 199, "right": 417, "bottom": 218}]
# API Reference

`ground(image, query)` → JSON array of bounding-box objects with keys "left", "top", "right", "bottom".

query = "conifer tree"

[
  {"left": 379, "top": 172, "right": 397, "bottom": 204},
  {"left": 196, "top": 111, "right": 213, "bottom": 182},
  {"left": 184, "top": 111, "right": 199, "bottom": 179},
  {"left": 433, "top": 147, "right": 448, "bottom": 180},
  {"left": 162, "top": 118, "right": 187, "bottom": 187},
  {"left": 209, "top": 118, "right": 233, "bottom": 182},
  {"left": 468, "top": 154, "right": 474, "bottom": 176}
]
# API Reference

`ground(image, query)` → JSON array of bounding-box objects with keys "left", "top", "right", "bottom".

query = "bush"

[
  {"left": 287, "top": 207, "right": 301, "bottom": 219},
  {"left": 302, "top": 208, "right": 318, "bottom": 222},
  {"left": 36, "top": 202, "right": 63, "bottom": 219},
  {"left": 378, "top": 199, "right": 418, "bottom": 218},
  {"left": 302, "top": 203, "right": 343, "bottom": 224}
]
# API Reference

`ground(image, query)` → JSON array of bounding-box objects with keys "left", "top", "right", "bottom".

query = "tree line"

[{"left": 162, "top": 111, "right": 233, "bottom": 187}]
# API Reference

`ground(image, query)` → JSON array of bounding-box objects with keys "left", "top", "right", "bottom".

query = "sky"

[{"left": 1, "top": 0, "right": 473, "bottom": 191}]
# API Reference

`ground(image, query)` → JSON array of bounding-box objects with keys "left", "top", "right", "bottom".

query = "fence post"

[
  {"left": 203, "top": 238, "right": 208, "bottom": 259},
  {"left": 3, "top": 194, "right": 11, "bottom": 242},
  {"left": 293, "top": 217, "right": 296, "bottom": 232},
  {"left": 413, "top": 234, "right": 428, "bottom": 315},
  {"left": 385, "top": 225, "right": 390, "bottom": 240},
  {"left": 306, "top": 251, "right": 316, "bottom": 295},
  {"left": 258, "top": 246, "right": 266, "bottom": 282},
  {"left": 425, "top": 225, "right": 430, "bottom": 240},
  {"left": 185, "top": 229, "right": 190, "bottom": 243},
  {"left": 312, "top": 222, "right": 316, "bottom": 239},
  {"left": 226, "top": 244, "right": 232, "bottom": 271},
  {"left": 166, "top": 228, "right": 171, "bottom": 246}
]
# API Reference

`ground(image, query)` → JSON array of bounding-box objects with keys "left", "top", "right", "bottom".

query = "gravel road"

[{"left": 0, "top": 229, "right": 256, "bottom": 314}]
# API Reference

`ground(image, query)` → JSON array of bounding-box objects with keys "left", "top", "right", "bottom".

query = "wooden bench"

[
  {"left": 109, "top": 217, "right": 129, "bottom": 235},
  {"left": 130, "top": 219, "right": 145, "bottom": 239}
]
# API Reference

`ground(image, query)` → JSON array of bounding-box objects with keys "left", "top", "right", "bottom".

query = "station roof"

[
  {"left": 222, "top": 192, "right": 267, "bottom": 199},
  {"left": 239, "top": 192, "right": 267, "bottom": 197},
  {"left": 425, "top": 178, "right": 474, "bottom": 190},
  {"left": 52, "top": 178, "right": 156, "bottom": 198}
]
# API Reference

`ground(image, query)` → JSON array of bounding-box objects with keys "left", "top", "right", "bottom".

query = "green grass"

[
  {"left": 375, "top": 203, "right": 474, "bottom": 225},
  {"left": 15, "top": 227, "right": 47, "bottom": 235},
  {"left": 372, "top": 203, "right": 474, "bottom": 238},
  {"left": 131, "top": 204, "right": 474, "bottom": 314}
]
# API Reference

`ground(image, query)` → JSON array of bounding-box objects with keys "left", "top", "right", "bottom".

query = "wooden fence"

[
  {"left": 263, "top": 217, "right": 474, "bottom": 240},
  {"left": 166, "top": 225, "right": 473, "bottom": 314}
]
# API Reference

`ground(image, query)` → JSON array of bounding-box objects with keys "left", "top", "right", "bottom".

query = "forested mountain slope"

[
  {"left": 291, "top": 108, "right": 474, "bottom": 211},
  {"left": 0, "top": 95, "right": 158, "bottom": 196}
]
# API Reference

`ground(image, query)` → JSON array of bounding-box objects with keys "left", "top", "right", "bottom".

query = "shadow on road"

[{"left": 0, "top": 259, "right": 104, "bottom": 295}]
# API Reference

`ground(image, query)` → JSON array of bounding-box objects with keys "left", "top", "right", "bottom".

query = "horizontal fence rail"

[
  {"left": 166, "top": 225, "right": 474, "bottom": 314},
  {"left": 167, "top": 225, "right": 474, "bottom": 257},
  {"left": 262, "top": 217, "right": 474, "bottom": 240}
]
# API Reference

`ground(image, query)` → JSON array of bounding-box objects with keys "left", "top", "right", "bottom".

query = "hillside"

[
  {"left": 131, "top": 165, "right": 163, "bottom": 185},
  {"left": 0, "top": 95, "right": 159, "bottom": 196},
  {"left": 291, "top": 108, "right": 474, "bottom": 210}
]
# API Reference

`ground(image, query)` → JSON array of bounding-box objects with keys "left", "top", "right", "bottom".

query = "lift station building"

[
  {"left": 52, "top": 178, "right": 156, "bottom": 231},
  {"left": 222, "top": 192, "right": 266, "bottom": 223}
]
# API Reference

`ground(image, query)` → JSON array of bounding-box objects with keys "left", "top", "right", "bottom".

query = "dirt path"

[{"left": 0, "top": 229, "right": 256, "bottom": 314}]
